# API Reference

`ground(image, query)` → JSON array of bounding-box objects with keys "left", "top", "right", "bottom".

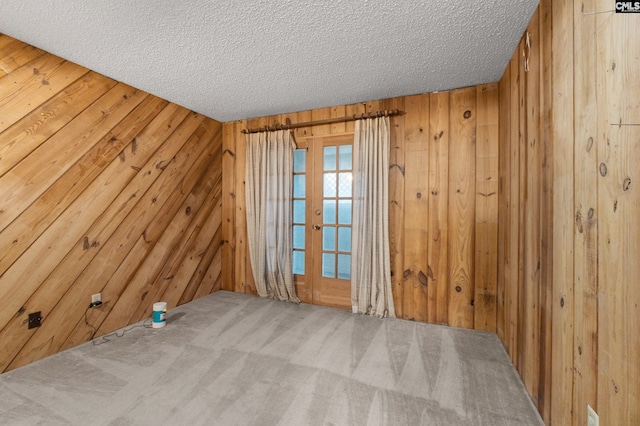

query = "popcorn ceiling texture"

[{"left": 0, "top": 0, "right": 538, "bottom": 122}]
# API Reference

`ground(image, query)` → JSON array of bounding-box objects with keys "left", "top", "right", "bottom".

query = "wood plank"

[
  {"left": 401, "top": 94, "right": 429, "bottom": 322},
  {"left": 0, "top": 72, "right": 117, "bottom": 178},
  {"left": 234, "top": 120, "right": 251, "bottom": 294},
  {"left": 523, "top": 10, "right": 541, "bottom": 401},
  {"left": 0, "top": 83, "right": 146, "bottom": 233},
  {"left": 447, "top": 87, "right": 476, "bottom": 329},
  {"left": 550, "top": 0, "right": 575, "bottom": 423},
  {"left": 0, "top": 40, "right": 44, "bottom": 75},
  {"left": 193, "top": 242, "right": 223, "bottom": 300},
  {"left": 0, "top": 57, "right": 88, "bottom": 133},
  {"left": 221, "top": 121, "right": 236, "bottom": 291},
  {"left": 572, "top": 1, "right": 598, "bottom": 423},
  {"left": 177, "top": 206, "right": 223, "bottom": 306},
  {"left": 507, "top": 50, "right": 521, "bottom": 365},
  {"left": 293, "top": 110, "right": 313, "bottom": 139},
  {"left": 537, "top": 1, "right": 553, "bottom": 420},
  {"left": 345, "top": 103, "right": 365, "bottom": 134},
  {"left": 429, "top": 92, "right": 450, "bottom": 325},
  {"left": 516, "top": 35, "right": 527, "bottom": 376},
  {"left": 497, "top": 64, "right": 511, "bottom": 344},
  {"left": 0, "top": 93, "right": 163, "bottom": 278},
  {"left": 596, "top": 9, "right": 638, "bottom": 425},
  {"left": 383, "top": 97, "right": 405, "bottom": 318},
  {"left": 330, "top": 105, "right": 347, "bottom": 134},
  {"left": 474, "top": 83, "right": 499, "bottom": 333}
]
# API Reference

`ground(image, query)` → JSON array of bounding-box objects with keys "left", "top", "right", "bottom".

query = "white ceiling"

[{"left": 0, "top": 1, "right": 538, "bottom": 122}]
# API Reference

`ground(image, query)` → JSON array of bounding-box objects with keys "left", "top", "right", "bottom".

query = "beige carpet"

[{"left": 0, "top": 291, "right": 543, "bottom": 425}]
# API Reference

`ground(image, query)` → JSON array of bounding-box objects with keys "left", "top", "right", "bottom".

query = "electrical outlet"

[
  {"left": 28, "top": 312, "right": 42, "bottom": 329},
  {"left": 91, "top": 293, "right": 102, "bottom": 304},
  {"left": 587, "top": 404, "right": 598, "bottom": 426}
]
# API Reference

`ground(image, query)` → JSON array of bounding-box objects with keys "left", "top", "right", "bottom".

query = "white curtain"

[
  {"left": 351, "top": 116, "right": 395, "bottom": 318},
  {"left": 245, "top": 130, "right": 300, "bottom": 303}
]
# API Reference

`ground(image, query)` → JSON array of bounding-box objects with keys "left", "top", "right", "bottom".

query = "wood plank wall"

[
  {"left": 498, "top": 0, "right": 640, "bottom": 424},
  {"left": 222, "top": 84, "right": 499, "bottom": 330},
  {"left": 0, "top": 35, "right": 224, "bottom": 373}
]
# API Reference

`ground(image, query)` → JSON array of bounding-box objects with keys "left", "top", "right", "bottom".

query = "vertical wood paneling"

[
  {"left": 498, "top": 1, "right": 640, "bottom": 424},
  {"left": 507, "top": 51, "right": 521, "bottom": 365},
  {"left": 221, "top": 121, "right": 236, "bottom": 292},
  {"left": 549, "top": 0, "right": 575, "bottom": 423},
  {"left": 385, "top": 97, "right": 405, "bottom": 320},
  {"left": 447, "top": 87, "right": 476, "bottom": 329},
  {"left": 474, "top": 83, "right": 499, "bottom": 333},
  {"left": 573, "top": 1, "right": 598, "bottom": 424},
  {"left": 0, "top": 36, "right": 223, "bottom": 373},
  {"left": 234, "top": 119, "right": 250, "bottom": 294},
  {"left": 428, "top": 92, "right": 450, "bottom": 325},
  {"left": 596, "top": 8, "right": 639, "bottom": 426},
  {"left": 223, "top": 88, "right": 498, "bottom": 330},
  {"left": 523, "top": 10, "right": 541, "bottom": 400},
  {"left": 402, "top": 94, "right": 429, "bottom": 322},
  {"left": 497, "top": 68, "right": 510, "bottom": 344},
  {"left": 538, "top": 1, "right": 553, "bottom": 419}
]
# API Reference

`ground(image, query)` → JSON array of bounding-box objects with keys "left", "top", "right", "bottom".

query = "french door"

[{"left": 292, "top": 134, "right": 353, "bottom": 310}]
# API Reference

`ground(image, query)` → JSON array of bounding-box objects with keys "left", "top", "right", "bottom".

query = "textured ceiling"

[{"left": 0, "top": 1, "right": 538, "bottom": 122}]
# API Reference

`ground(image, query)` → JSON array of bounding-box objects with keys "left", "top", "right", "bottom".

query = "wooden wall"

[
  {"left": 0, "top": 35, "right": 223, "bottom": 373},
  {"left": 222, "top": 84, "right": 499, "bottom": 330},
  {"left": 498, "top": 0, "right": 640, "bottom": 424}
]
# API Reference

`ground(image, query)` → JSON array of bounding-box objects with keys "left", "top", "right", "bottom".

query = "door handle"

[{"left": 313, "top": 224, "right": 321, "bottom": 230}]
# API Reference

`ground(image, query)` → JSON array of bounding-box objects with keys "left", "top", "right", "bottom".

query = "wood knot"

[
  {"left": 185, "top": 206, "right": 192, "bottom": 215},
  {"left": 463, "top": 110, "right": 472, "bottom": 119},
  {"left": 588, "top": 208, "right": 594, "bottom": 220},
  {"left": 455, "top": 285, "right": 462, "bottom": 293},
  {"left": 418, "top": 271, "right": 428, "bottom": 287},
  {"left": 599, "top": 162, "right": 608, "bottom": 177},
  {"left": 623, "top": 176, "right": 631, "bottom": 191},
  {"left": 403, "top": 269, "right": 411, "bottom": 280},
  {"left": 416, "top": 192, "right": 422, "bottom": 199},
  {"left": 586, "top": 137, "right": 594, "bottom": 152},
  {"left": 560, "top": 297, "right": 565, "bottom": 308},
  {"left": 470, "top": 299, "right": 474, "bottom": 306},
  {"left": 578, "top": 346, "right": 582, "bottom": 355}
]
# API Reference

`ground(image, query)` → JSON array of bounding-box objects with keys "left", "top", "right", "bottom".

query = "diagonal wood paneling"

[{"left": 0, "top": 35, "right": 223, "bottom": 372}]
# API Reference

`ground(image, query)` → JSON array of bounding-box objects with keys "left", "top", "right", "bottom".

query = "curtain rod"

[{"left": 241, "top": 109, "right": 403, "bottom": 134}]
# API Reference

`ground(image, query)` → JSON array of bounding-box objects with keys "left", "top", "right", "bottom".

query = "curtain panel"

[
  {"left": 245, "top": 130, "right": 300, "bottom": 303},
  {"left": 351, "top": 116, "right": 395, "bottom": 318}
]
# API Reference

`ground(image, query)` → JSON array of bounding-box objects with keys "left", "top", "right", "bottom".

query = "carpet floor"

[{"left": 0, "top": 291, "right": 543, "bottom": 425}]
